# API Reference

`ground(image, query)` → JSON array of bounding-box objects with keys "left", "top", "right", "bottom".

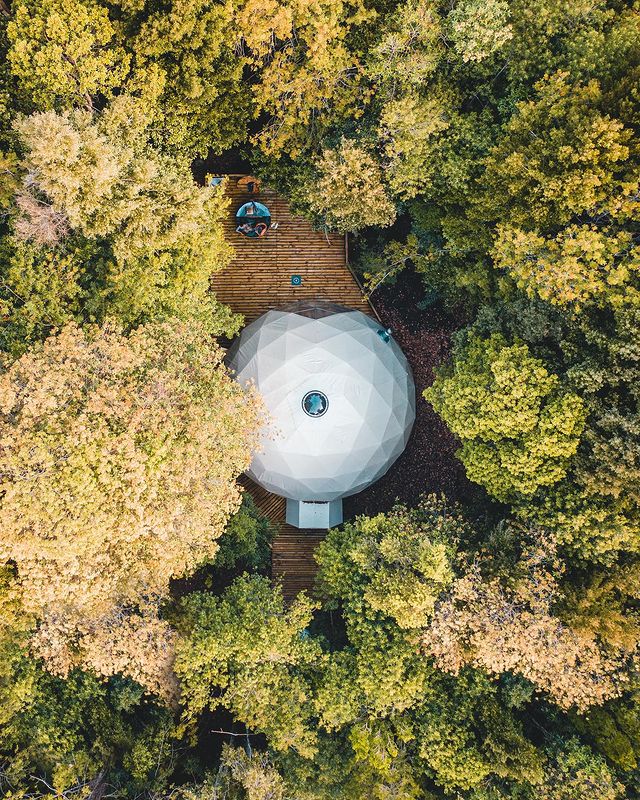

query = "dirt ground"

[{"left": 344, "top": 270, "right": 478, "bottom": 519}]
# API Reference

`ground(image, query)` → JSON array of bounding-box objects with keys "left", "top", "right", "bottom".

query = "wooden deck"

[
  {"left": 211, "top": 174, "right": 372, "bottom": 322},
  {"left": 215, "top": 175, "right": 374, "bottom": 599}
]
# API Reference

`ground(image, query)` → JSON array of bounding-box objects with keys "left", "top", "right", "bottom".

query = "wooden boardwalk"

[
  {"left": 241, "top": 476, "right": 327, "bottom": 601},
  {"left": 214, "top": 175, "right": 374, "bottom": 599}
]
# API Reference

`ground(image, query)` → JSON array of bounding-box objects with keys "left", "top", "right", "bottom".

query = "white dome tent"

[{"left": 228, "top": 301, "right": 416, "bottom": 528}]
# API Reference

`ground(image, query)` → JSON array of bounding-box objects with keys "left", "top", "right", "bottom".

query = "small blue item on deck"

[
  {"left": 291, "top": 275, "right": 302, "bottom": 286},
  {"left": 209, "top": 176, "right": 224, "bottom": 188},
  {"left": 235, "top": 201, "right": 272, "bottom": 238},
  {"left": 377, "top": 328, "right": 392, "bottom": 343}
]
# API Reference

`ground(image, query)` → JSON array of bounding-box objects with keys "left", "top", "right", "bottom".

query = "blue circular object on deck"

[
  {"left": 236, "top": 201, "right": 270, "bottom": 220},
  {"left": 236, "top": 201, "right": 271, "bottom": 238}
]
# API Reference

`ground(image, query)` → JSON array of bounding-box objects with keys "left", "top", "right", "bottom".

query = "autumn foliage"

[
  {"left": 0, "top": 0, "right": 639, "bottom": 797},
  {"left": 424, "top": 535, "right": 631, "bottom": 711},
  {"left": 0, "top": 319, "right": 261, "bottom": 696}
]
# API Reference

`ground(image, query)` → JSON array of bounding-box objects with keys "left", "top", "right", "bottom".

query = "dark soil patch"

[
  {"left": 344, "top": 270, "right": 480, "bottom": 519},
  {"left": 192, "top": 147, "right": 254, "bottom": 185}
]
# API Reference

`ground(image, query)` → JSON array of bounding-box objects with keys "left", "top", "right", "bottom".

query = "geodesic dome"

[{"left": 227, "top": 302, "right": 415, "bottom": 509}]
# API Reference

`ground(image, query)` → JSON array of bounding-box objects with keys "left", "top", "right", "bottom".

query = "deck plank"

[{"left": 240, "top": 475, "right": 326, "bottom": 602}]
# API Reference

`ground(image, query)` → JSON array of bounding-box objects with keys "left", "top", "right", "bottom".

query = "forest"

[{"left": 0, "top": 0, "right": 639, "bottom": 798}]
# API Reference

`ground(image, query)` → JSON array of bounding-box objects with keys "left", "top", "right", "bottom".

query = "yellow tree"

[
  {"left": 305, "top": 137, "right": 396, "bottom": 232},
  {"left": 446, "top": 0, "right": 513, "bottom": 63},
  {"left": 7, "top": 0, "right": 130, "bottom": 111},
  {"left": 0, "top": 319, "right": 262, "bottom": 698},
  {"left": 237, "top": 0, "right": 373, "bottom": 156},
  {"left": 423, "top": 532, "right": 632, "bottom": 711},
  {"left": 10, "top": 99, "right": 238, "bottom": 333},
  {"left": 492, "top": 210, "right": 640, "bottom": 310},
  {"left": 475, "top": 72, "right": 633, "bottom": 230},
  {"left": 366, "top": 0, "right": 443, "bottom": 90},
  {"left": 13, "top": 99, "right": 231, "bottom": 268},
  {"left": 379, "top": 94, "right": 450, "bottom": 200}
]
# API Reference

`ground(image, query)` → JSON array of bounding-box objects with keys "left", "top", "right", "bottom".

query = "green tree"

[
  {"left": 475, "top": 73, "right": 633, "bottom": 231},
  {"left": 478, "top": 302, "right": 640, "bottom": 561},
  {"left": 506, "top": 0, "right": 638, "bottom": 88},
  {"left": 245, "top": 0, "right": 372, "bottom": 157},
  {"left": 522, "top": 480, "right": 640, "bottom": 562},
  {"left": 425, "top": 335, "right": 586, "bottom": 502},
  {"left": 379, "top": 94, "right": 451, "bottom": 201},
  {"left": 175, "top": 576, "right": 323, "bottom": 757},
  {"left": 0, "top": 567, "right": 175, "bottom": 799},
  {"left": 127, "top": 0, "right": 250, "bottom": 156},
  {"left": 0, "top": 149, "right": 19, "bottom": 209},
  {"left": 304, "top": 138, "right": 396, "bottom": 232},
  {"left": 315, "top": 500, "right": 456, "bottom": 629},
  {"left": 540, "top": 738, "right": 624, "bottom": 800},
  {"left": 314, "top": 499, "right": 544, "bottom": 793},
  {"left": 561, "top": 562, "right": 640, "bottom": 654},
  {"left": 571, "top": 693, "right": 640, "bottom": 775},
  {"left": 0, "top": 237, "right": 86, "bottom": 355},
  {"left": 365, "top": 0, "right": 443, "bottom": 90},
  {"left": 446, "top": 0, "right": 513, "bottom": 64},
  {"left": 7, "top": 100, "right": 240, "bottom": 342},
  {"left": 215, "top": 494, "right": 275, "bottom": 572},
  {"left": 165, "top": 746, "right": 286, "bottom": 800}
]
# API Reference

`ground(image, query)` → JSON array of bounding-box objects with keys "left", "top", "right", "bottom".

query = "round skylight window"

[{"left": 302, "top": 390, "right": 328, "bottom": 417}]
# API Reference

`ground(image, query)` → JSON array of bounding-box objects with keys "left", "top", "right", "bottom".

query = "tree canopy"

[
  {"left": 0, "top": 0, "right": 639, "bottom": 797},
  {"left": 0, "top": 319, "right": 261, "bottom": 696},
  {"left": 425, "top": 335, "right": 586, "bottom": 501}
]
